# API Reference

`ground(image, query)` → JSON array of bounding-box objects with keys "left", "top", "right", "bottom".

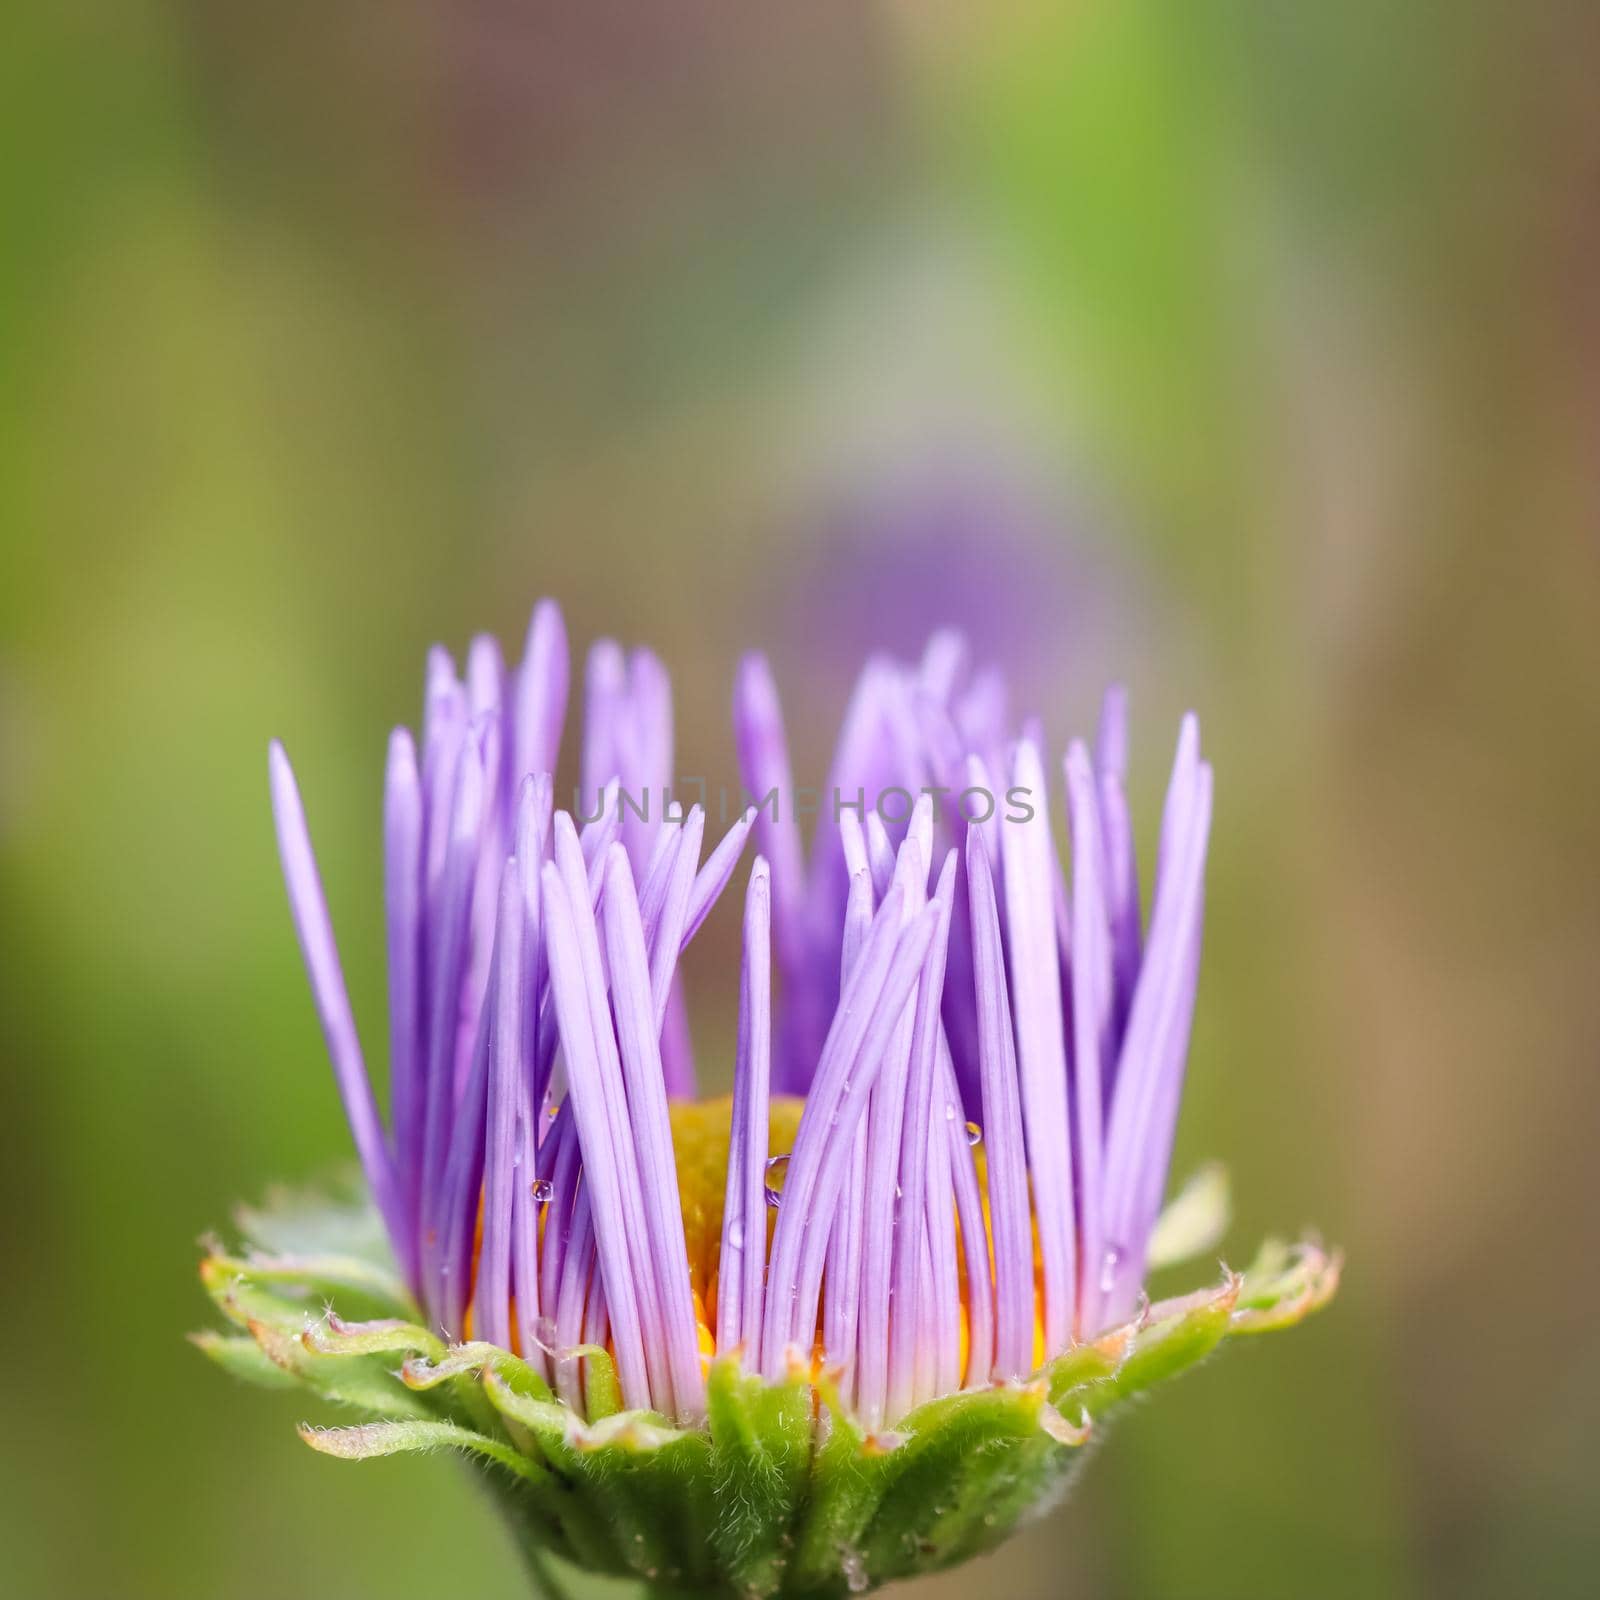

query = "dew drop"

[
  {"left": 728, "top": 1218, "right": 746, "bottom": 1250},
  {"left": 840, "top": 1548, "right": 869, "bottom": 1593},
  {"left": 764, "top": 1154, "right": 791, "bottom": 1207},
  {"left": 944, "top": 1102, "right": 958, "bottom": 1123},
  {"left": 1099, "top": 1244, "right": 1124, "bottom": 1296},
  {"left": 964, "top": 1120, "right": 983, "bottom": 1147},
  {"left": 530, "top": 1177, "right": 555, "bottom": 1204}
]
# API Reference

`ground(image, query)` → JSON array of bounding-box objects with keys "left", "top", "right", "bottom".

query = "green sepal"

[
  {"left": 402, "top": 1341, "right": 553, "bottom": 1401},
  {"left": 199, "top": 1244, "right": 411, "bottom": 1328},
  {"left": 1106, "top": 1273, "right": 1241, "bottom": 1403},
  {"left": 1232, "top": 1239, "right": 1342, "bottom": 1332},
  {"left": 856, "top": 1380, "right": 1086, "bottom": 1582},
  {"left": 301, "top": 1311, "right": 446, "bottom": 1363},
  {"left": 298, "top": 1418, "right": 544, "bottom": 1483},
  {"left": 705, "top": 1355, "right": 813, "bottom": 1597},
  {"left": 579, "top": 1347, "right": 624, "bottom": 1422},
  {"left": 1044, "top": 1324, "right": 1134, "bottom": 1409},
  {"left": 568, "top": 1412, "right": 719, "bottom": 1589},
  {"left": 196, "top": 1179, "right": 1339, "bottom": 1598},
  {"left": 246, "top": 1316, "right": 428, "bottom": 1420},
  {"left": 786, "top": 1371, "right": 873, "bottom": 1594},
  {"left": 483, "top": 1370, "right": 693, "bottom": 1579},
  {"left": 396, "top": 1340, "right": 556, "bottom": 1449}
]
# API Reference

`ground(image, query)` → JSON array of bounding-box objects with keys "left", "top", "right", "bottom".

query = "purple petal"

[
  {"left": 939, "top": 1032, "right": 993, "bottom": 1387},
  {"left": 550, "top": 815, "right": 670, "bottom": 1408},
  {"left": 419, "top": 736, "right": 483, "bottom": 1302},
  {"left": 968, "top": 834, "right": 1033, "bottom": 1379},
  {"left": 382, "top": 728, "right": 424, "bottom": 1287},
  {"left": 764, "top": 888, "right": 939, "bottom": 1374},
  {"left": 513, "top": 599, "right": 569, "bottom": 788},
  {"left": 855, "top": 836, "right": 929, "bottom": 1424},
  {"left": 886, "top": 850, "right": 957, "bottom": 1424},
  {"left": 621, "top": 647, "right": 673, "bottom": 869},
  {"left": 918, "top": 628, "right": 970, "bottom": 705},
  {"left": 537, "top": 1102, "right": 582, "bottom": 1341},
  {"left": 541, "top": 858, "right": 653, "bottom": 1409},
  {"left": 733, "top": 655, "right": 808, "bottom": 977},
  {"left": 1101, "top": 723, "right": 1211, "bottom": 1325},
  {"left": 823, "top": 1119, "right": 867, "bottom": 1405},
  {"left": 1095, "top": 683, "right": 1129, "bottom": 780},
  {"left": 1065, "top": 741, "right": 1111, "bottom": 1335},
  {"left": 601, "top": 844, "right": 705, "bottom": 1421},
  {"left": 999, "top": 738, "right": 1076, "bottom": 1357},
  {"left": 1098, "top": 761, "right": 1142, "bottom": 1050},
  {"left": 553, "top": 1185, "right": 594, "bottom": 1410},
  {"left": 435, "top": 955, "right": 492, "bottom": 1336},
  {"left": 514, "top": 774, "right": 554, "bottom": 1115},
  {"left": 760, "top": 882, "right": 904, "bottom": 1375},
  {"left": 718, "top": 857, "right": 772, "bottom": 1360},
  {"left": 794, "top": 908, "right": 940, "bottom": 1373},
  {"left": 466, "top": 633, "right": 505, "bottom": 725},
  {"left": 268, "top": 743, "right": 404, "bottom": 1266},
  {"left": 682, "top": 807, "right": 756, "bottom": 945},
  {"left": 648, "top": 807, "right": 704, "bottom": 1031},
  {"left": 474, "top": 860, "right": 522, "bottom": 1351}
]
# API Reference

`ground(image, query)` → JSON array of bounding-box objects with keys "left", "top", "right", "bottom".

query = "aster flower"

[{"left": 196, "top": 599, "right": 1337, "bottom": 1598}]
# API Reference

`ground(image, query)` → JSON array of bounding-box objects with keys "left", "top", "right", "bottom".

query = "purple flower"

[{"left": 269, "top": 599, "right": 1212, "bottom": 1431}]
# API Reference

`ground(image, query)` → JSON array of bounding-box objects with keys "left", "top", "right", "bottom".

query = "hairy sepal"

[{"left": 195, "top": 1184, "right": 1337, "bottom": 1597}]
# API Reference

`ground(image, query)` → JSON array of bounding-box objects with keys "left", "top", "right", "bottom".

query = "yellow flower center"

[
  {"left": 668, "top": 1094, "right": 804, "bottom": 1358},
  {"left": 473, "top": 1095, "right": 1046, "bottom": 1380},
  {"left": 668, "top": 1095, "right": 1044, "bottom": 1378}
]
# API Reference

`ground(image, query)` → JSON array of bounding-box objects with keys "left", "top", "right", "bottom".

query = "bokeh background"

[{"left": 5, "top": 3, "right": 1599, "bottom": 1596}]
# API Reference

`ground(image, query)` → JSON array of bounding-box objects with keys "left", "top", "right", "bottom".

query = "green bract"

[{"left": 194, "top": 1174, "right": 1338, "bottom": 1599}]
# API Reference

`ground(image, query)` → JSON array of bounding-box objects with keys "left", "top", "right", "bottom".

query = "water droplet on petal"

[
  {"left": 841, "top": 1548, "right": 869, "bottom": 1593},
  {"left": 964, "top": 1120, "right": 983, "bottom": 1147},
  {"left": 530, "top": 1177, "right": 554, "bottom": 1204},
  {"left": 764, "top": 1154, "right": 791, "bottom": 1207},
  {"left": 944, "top": 1102, "right": 958, "bottom": 1123},
  {"left": 1099, "top": 1244, "right": 1124, "bottom": 1296},
  {"left": 728, "top": 1218, "right": 746, "bottom": 1250}
]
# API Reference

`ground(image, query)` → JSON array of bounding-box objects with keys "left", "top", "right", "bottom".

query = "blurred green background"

[{"left": 5, "top": 3, "right": 1599, "bottom": 1596}]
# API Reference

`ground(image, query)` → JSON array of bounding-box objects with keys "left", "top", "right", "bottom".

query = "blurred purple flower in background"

[{"left": 766, "top": 456, "right": 1145, "bottom": 732}]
